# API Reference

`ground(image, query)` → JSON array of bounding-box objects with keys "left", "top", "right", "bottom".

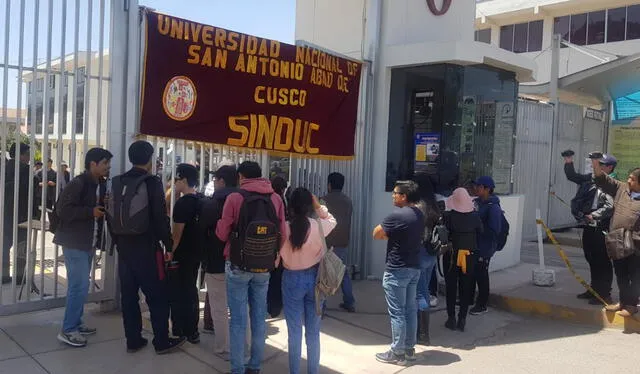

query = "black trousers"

[
  {"left": 613, "top": 253, "right": 640, "bottom": 307},
  {"left": 443, "top": 250, "right": 475, "bottom": 319},
  {"left": 429, "top": 266, "right": 438, "bottom": 296},
  {"left": 169, "top": 260, "right": 200, "bottom": 337},
  {"left": 470, "top": 256, "right": 491, "bottom": 308},
  {"left": 582, "top": 226, "right": 613, "bottom": 297},
  {"left": 118, "top": 249, "right": 170, "bottom": 349}
]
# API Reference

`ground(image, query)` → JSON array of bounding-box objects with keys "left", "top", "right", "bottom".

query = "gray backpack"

[{"left": 107, "top": 174, "right": 153, "bottom": 236}]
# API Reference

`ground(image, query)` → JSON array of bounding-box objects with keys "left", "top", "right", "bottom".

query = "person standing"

[
  {"left": 373, "top": 180, "right": 423, "bottom": 365},
  {"left": 591, "top": 154, "right": 640, "bottom": 317},
  {"left": 443, "top": 188, "right": 483, "bottom": 332},
  {"left": 109, "top": 140, "right": 185, "bottom": 354},
  {"left": 35, "top": 158, "right": 57, "bottom": 217},
  {"left": 563, "top": 153, "right": 615, "bottom": 304},
  {"left": 280, "top": 188, "right": 336, "bottom": 374},
  {"left": 216, "top": 161, "right": 286, "bottom": 374},
  {"left": 322, "top": 172, "right": 355, "bottom": 312},
  {"left": 58, "top": 162, "right": 71, "bottom": 191},
  {"left": 469, "top": 176, "right": 503, "bottom": 315},
  {"left": 169, "top": 163, "right": 203, "bottom": 344},
  {"left": 54, "top": 148, "right": 111, "bottom": 347}
]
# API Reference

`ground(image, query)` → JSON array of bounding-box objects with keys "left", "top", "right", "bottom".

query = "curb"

[{"left": 489, "top": 293, "right": 640, "bottom": 333}]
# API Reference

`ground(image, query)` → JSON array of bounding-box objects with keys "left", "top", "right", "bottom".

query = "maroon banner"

[{"left": 140, "top": 11, "right": 362, "bottom": 159}]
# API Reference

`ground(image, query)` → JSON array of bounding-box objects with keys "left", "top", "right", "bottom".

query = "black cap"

[
  {"left": 128, "top": 140, "right": 154, "bottom": 165},
  {"left": 176, "top": 163, "right": 199, "bottom": 186},
  {"left": 9, "top": 143, "right": 30, "bottom": 158}
]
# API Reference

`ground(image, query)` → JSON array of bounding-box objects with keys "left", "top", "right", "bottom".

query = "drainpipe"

[{"left": 546, "top": 33, "right": 560, "bottom": 227}]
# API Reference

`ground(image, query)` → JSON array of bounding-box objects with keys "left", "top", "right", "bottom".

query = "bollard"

[{"left": 533, "top": 209, "right": 556, "bottom": 287}]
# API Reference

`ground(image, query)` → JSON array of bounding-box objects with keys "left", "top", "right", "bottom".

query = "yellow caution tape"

[
  {"left": 535, "top": 218, "right": 610, "bottom": 307},
  {"left": 549, "top": 191, "right": 571, "bottom": 208}
]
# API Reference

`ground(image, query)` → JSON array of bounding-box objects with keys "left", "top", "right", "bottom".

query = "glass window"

[
  {"left": 528, "top": 20, "right": 543, "bottom": 51},
  {"left": 608, "top": 7, "right": 627, "bottom": 43},
  {"left": 587, "top": 10, "right": 605, "bottom": 45},
  {"left": 36, "top": 78, "right": 44, "bottom": 92},
  {"left": 500, "top": 25, "right": 514, "bottom": 51},
  {"left": 570, "top": 13, "right": 588, "bottom": 45},
  {"left": 475, "top": 29, "right": 491, "bottom": 44},
  {"left": 513, "top": 23, "right": 528, "bottom": 53},
  {"left": 62, "top": 93, "right": 68, "bottom": 134},
  {"left": 76, "top": 67, "right": 86, "bottom": 85},
  {"left": 628, "top": 5, "right": 640, "bottom": 40},
  {"left": 554, "top": 16, "right": 570, "bottom": 42},
  {"left": 75, "top": 83, "right": 84, "bottom": 134},
  {"left": 48, "top": 75, "right": 55, "bottom": 89},
  {"left": 27, "top": 82, "right": 32, "bottom": 93}
]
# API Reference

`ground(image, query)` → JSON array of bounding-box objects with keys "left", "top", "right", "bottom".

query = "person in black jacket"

[
  {"left": 563, "top": 152, "right": 615, "bottom": 304},
  {"left": 443, "top": 188, "right": 483, "bottom": 332},
  {"left": 111, "top": 141, "right": 185, "bottom": 355},
  {"left": 54, "top": 148, "right": 112, "bottom": 348}
]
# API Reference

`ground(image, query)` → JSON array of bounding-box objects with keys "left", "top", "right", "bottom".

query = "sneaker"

[
  {"left": 202, "top": 326, "right": 215, "bottom": 335},
  {"left": 429, "top": 295, "right": 438, "bottom": 307},
  {"left": 375, "top": 350, "right": 406, "bottom": 366},
  {"left": 127, "top": 338, "right": 148, "bottom": 353},
  {"left": 577, "top": 291, "right": 594, "bottom": 300},
  {"left": 155, "top": 336, "right": 187, "bottom": 355},
  {"left": 78, "top": 325, "right": 97, "bottom": 336},
  {"left": 445, "top": 317, "right": 457, "bottom": 330},
  {"left": 245, "top": 369, "right": 260, "bottom": 374},
  {"left": 339, "top": 303, "right": 356, "bottom": 313},
  {"left": 405, "top": 348, "right": 416, "bottom": 362},
  {"left": 470, "top": 306, "right": 488, "bottom": 315},
  {"left": 57, "top": 331, "right": 87, "bottom": 347},
  {"left": 187, "top": 332, "right": 200, "bottom": 344}
]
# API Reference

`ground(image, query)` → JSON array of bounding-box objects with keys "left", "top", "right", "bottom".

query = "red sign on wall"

[{"left": 427, "top": 0, "right": 452, "bottom": 16}]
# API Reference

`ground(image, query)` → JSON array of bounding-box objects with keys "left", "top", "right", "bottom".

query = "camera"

[
  {"left": 588, "top": 152, "right": 603, "bottom": 159},
  {"left": 561, "top": 150, "right": 575, "bottom": 157}
]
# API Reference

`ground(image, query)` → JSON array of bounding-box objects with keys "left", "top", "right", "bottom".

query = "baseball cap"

[
  {"left": 599, "top": 154, "right": 617, "bottom": 166},
  {"left": 475, "top": 176, "right": 496, "bottom": 189}
]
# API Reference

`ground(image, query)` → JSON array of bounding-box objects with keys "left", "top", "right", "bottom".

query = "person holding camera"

[
  {"left": 591, "top": 152, "right": 640, "bottom": 317},
  {"left": 563, "top": 150, "right": 615, "bottom": 304}
]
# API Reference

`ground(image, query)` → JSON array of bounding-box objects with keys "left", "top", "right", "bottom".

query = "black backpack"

[
  {"left": 570, "top": 182, "right": 597, "bottom": 222},
  {"left": 496, "top": 210, "right": 510, "bottom": 252},
  {"left": 230, "top": 191, "right": 280, "bottom": 273},
  {"left": 49, "top": 175, "right": 91, "bottom": 234},
  {"left": 107, "top": 174, "right": 153, "bottom": 236}
]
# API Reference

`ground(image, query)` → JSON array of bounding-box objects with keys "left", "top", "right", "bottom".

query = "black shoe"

[
  {"left": 577, "top": 291, "right": 594, "bottom": 300},
  {"left": 127, "top": 338, "right": 148, "bottom": 353},
  {"left": 187, "top": 332, "right": 200, "bottom": 344},
  {"left": 445, "top": 317, "right": 456, "bottom": 330},
  {"left": 457, "top": 318, "right": 466, "bottom": 332},
  {"left": 470, "top": 306, "right": 488, "bottom": 315},
  {"left": 155, "top": 337, "right": 186, "bottom": 355},
  {"left": 375, "top": 350, "right": 406, "bottom": 366},
  {"left": 245, "top": 369, "right": 260, "bottom": 374},
  {"left": 339, "top": 303, "right": 356, "bottom": 313}
]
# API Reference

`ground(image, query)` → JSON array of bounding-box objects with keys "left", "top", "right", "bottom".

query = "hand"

[
  {"left": 585, "top": 214, "right": 594, "bottom": 222},
  {"left": 47, "top": 181, "right": 55, "bottom": 187},
  {"left": 563, "top": 156, "right": 574, "bottom": 164},
  {"left": 312, "top": 195, "right": 322, "bottom": 210},
  {"left": 165, "top": 251, "right": 173, "bottom": 262},
  {"left": 93, "top": 206, "right": 105, "bottom": 218}
]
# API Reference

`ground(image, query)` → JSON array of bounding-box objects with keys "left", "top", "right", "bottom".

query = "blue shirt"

[{"left": 382, "top": 206, "right": 423, "bottom": 269}]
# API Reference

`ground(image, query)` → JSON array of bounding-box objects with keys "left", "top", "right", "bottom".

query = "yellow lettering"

[
  {"left": 254, "top": 86, "right": 265, "bottom": 104},
  {"left": 215, "top": 49, "right": 228, "bottom": 69},
  {"left": 280, "top": 61, "right": 290, "bottom": 79},
  {"left": 227, "top": 115, "right": 250, "bottom": 147},
  {"left": 170, "top": 19, "right": 184, "bottom": 39},
  {"left": 266, "top": 87, "right": 277, "bottom": 105},
  {"left": 214, "top": 28, "right": 226, "bottom": 48},
  {"left": 235, "top": 53, "right": 246, "bottom": 72},
  {"left": 270, "top": 41, "right": 280, "bottom": 58},
  {"left": 247, "top": 55, "right": 258, "bottom": 74},
  {"left": 184, "top": 21, "right": 190, "bottom": 40},
  {"left": 187, "top": 45, "right": 201, "bottom": 64},
  {"left": 227, "top": 32, "right": 240, "bottom": 51},
  {"left": 275, "top": 116, "right": 294, "bottom": 151},
  {"left": 305, "top": 122, "right": 320, "bottom": 154},
  {"left": 189, "top": 23, "right": 202, "bottom": 43},
  {"left": 258, "top": 39, "right": 269, "bottom": 57},
  {"left": 305, "top": 48, "right": 312, "bottom": 65},
  {"left": 202, "top": 26, "right": 214, "bottom": 46},
  {"left": 311, "top": 49, "right": 319, "bottom": 67},
  {"left": 278, "top": 88, "right": 288, "bottom": 105},
  {"left": 256, "top": 115, "right": 277, "bottom": 149},
  {"left": 290, "top": 89, "right": 299, "bottom": 106},
  {"left": 258, "top": 57, "right": 269, "bottom": 75},
  {"left": 157, "top": 15, "right": 170, "bottom": 35},
  {"left": 201, "top": 47, "right": 212, "bottom": 67},
  {"left": 296, "top": 46, "right": 305, "bottom": 64},
  {"left": 295, "top": 64, "right": 304, "bottom": 80},
  {"left": 269, "top": 59, "right": 279, "bottom": 77},
  {"left": 293, "top": 119, "right": 308, "bottom": 153},
  {"left": 338, "top": 75, "right": 349, "bottom": 93},
  {"left": 248, "top": 114, "right": 258, "bottom": 148},
  {"left": 247, "top": 36, "right": 258, "bottom": 55}
]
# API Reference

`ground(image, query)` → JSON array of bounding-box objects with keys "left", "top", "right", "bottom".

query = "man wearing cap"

[
  {"left": 469, "top": 176, "right": 502, "bottom": 315},
  {"left": 563, "top": 152, "right": 615, "bottom": 304}
]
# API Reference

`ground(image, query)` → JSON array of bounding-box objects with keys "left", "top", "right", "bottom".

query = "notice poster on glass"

[
  {"left": 492, "top": 101, "right": 515, "bottom": 193},
  {"left": 414, "top": 132, "right": 440, "bottom": 173},
  {"left": 609, "top": 123, "right": 640, "bottom": 179}
]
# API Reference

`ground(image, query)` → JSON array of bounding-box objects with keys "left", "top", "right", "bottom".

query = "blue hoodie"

[{"left": 475, "top": 194, "right": 502, "bottom": 259}]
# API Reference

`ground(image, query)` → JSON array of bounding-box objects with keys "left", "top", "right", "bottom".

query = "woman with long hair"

[{"left": 279, "top": 187, "right": 336, "bottom": 374}]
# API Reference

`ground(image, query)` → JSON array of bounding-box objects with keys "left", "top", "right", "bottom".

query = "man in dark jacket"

[
  {"left": 35, "top": 158, "right": 57, "bottom": 217},
  {"left": 2, "top": 143, "right": 35, "bottom": 285},
  {"left": 322, "top": 172, "right": 355, "bottom": 312},
  {"left": 54, "top": 148, "right": 112, "bottom": 347},
  {"left": 470, "top": 176, "right": 502, "bottom": 316},
  {"left": 564, "top": 152, "right": 615, "bottom": 304},
  {"left": 111, "top": 141, "right": 185, "bottom": 354}
]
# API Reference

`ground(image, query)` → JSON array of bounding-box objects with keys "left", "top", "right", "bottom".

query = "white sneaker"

[
  {"left": 57, "top": 331, "right": 87, "bottom": 347},
  {"left": 429, "top": 295, "right": 438, "bottom": 307}
]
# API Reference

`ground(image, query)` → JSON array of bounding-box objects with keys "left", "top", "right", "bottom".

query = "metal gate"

[{"left": 0, "top": 0, "right": 138, "bottom": 315}]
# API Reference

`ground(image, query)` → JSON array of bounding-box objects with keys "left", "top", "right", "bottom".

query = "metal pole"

[
  {"left": 0, "top": 0, "right": 11, "bottom": 300},
  {"left": 82, "top": 0, "right": 94, "bottom": 156},
  {"left": 95, "top": 0, "right": 105, "bottom": 147},
  {"left": 546, "top": 33, "right": 561, "bottom": 229},
  {"left": 70, "top": 0, "right": 80, "bottom": 176},
  {"left": 536, "top": 209, "right": 546, "bottom": 270}
]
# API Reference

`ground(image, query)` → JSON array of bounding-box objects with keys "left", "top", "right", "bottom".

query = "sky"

[{"left": 0, "top": 0, "right": 296, "bottom": 109}]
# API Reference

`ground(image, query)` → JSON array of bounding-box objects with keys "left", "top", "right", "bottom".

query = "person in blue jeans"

[
  {"left": 322, "top": 172, "right": 355, "bottom": 312},
  {"left": 216, "top": 162, "right": 287, "bottom": 374},
  {"left": 279, "top": 188, "right": 337, "bottom": 374},
  {"left": 373, "top": 180, "right": 424, "bottom": 365},
  {"left": 53, "top": 148, "right": 112, "bottom": 347}
]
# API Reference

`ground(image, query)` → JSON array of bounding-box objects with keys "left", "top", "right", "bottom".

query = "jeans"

[
  {"left": 282, "top": 266, "right": 321, "bottom": 374},
  {"left": 382, "top": 267, "right": 421, "bottom": 353},
  {"left": 471, "top": 256, "right": 491, "bottom": 308},
  {"left": 613, "top": 253, "right": 640, "bottom": 307},
  {"left": 333, "top": 247, "right": 355, "bottom": 307},
  {"left": 205, "top": 273, "right": 229, "bottom": 353},
  {"left": 582, "top": 226, "right": 613, "bottom": 297},
  {"left": 226, "top": 262, "right": 270, "bottom": 374},
  {"left": 62, "top": 248, "right": 93, "bottom": 333},
  {"left": 417, "top": 251, "right": 437, "bottom": 311}
]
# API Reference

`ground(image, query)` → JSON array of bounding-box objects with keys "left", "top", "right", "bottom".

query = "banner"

[{"left": 140, "top": 11, "right": 363, "bottom": 159}]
